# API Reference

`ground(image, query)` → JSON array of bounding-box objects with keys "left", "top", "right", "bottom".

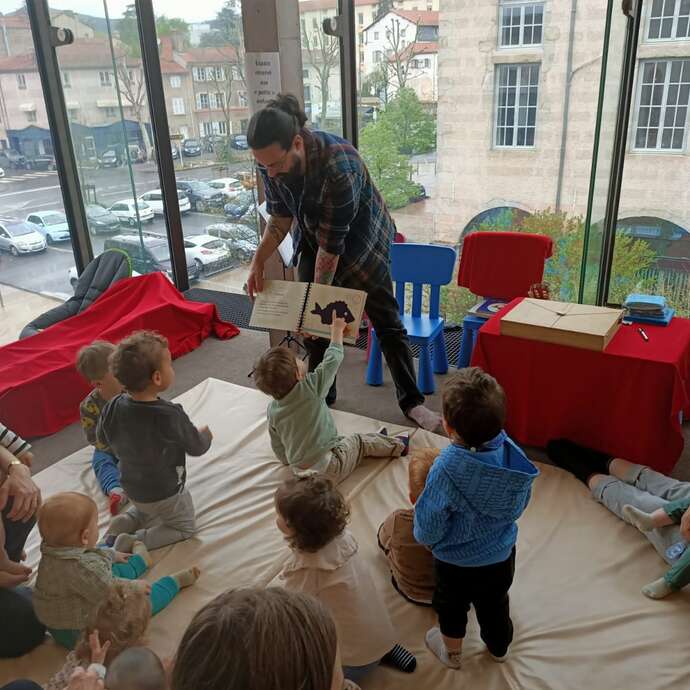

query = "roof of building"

[
  {"left": 0, "top": 53, "right": 36, "bottom": 72},
  {"left": 401, "top": 41, "right": 439, "bottom": 57},
  {"left": 298, "top": 0, "right": 373, "bottom": 10},
  {"left": 181, "top": 46, "right": 239, "bottom": 64},
  {"left": 364, "top": 9, "right": 439, "bottom": 32},
  {"left": 0, "top": 15, "right": 30, "bottom": 29},
  {"left": 160, "top": 59, "right": 187, "bottom": 74}
]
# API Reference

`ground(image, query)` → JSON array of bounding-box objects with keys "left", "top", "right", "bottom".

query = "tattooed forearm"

[
  {"left": 314, "top": 248, "right": 339, "bottom": 285},
  {"left": 266, "top": 218, "right": 289, "bottom": 244}
]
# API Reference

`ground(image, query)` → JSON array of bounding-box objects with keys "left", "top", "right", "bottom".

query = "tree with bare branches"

[
  {"left": 114, "top": 59, "right": 152, "bottom": 157},
  {"left": 382, "top": 16, "right": 421, "bottom": 93},
  {"left": 303, "top": 23, "right": 339, "bottom": 127}
]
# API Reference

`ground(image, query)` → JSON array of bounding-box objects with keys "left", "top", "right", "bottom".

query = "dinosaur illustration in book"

[{"left": 310, "top": 300, "right": 355, "bottom": 325}]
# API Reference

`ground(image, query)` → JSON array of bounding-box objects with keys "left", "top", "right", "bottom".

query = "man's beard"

[{"left": 277, "top": 153, "right": 303, "bottom": 186}]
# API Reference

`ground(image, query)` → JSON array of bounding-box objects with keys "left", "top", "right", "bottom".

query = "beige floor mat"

[{"left": 2, "top": 379, "right": 690, "bottom": 689}]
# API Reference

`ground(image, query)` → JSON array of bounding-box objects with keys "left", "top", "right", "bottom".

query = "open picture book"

[{"left": 249, "top": 280, "right": 367, "bottom": 345}]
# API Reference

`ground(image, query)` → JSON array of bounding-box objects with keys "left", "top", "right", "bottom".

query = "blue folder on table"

[{"left": 626, "top": 307, "right": 675, "bottom": 326}]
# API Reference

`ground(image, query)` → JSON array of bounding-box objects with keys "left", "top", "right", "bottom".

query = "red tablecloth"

[
  {"left": 472, "top": 298, "right": 690, "bottom": 474},
  {"left": 0, "top": 272, "right": 239, "bottom": 439}
]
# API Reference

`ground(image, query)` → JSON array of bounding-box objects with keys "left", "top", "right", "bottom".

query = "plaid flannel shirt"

[{"left": 259, "top": 128, "right": 395, "bottom": 291}]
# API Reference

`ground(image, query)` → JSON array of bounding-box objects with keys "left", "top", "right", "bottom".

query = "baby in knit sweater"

[
  {"left": 33, "top": 491, "right": 200, "bottom": 650},
  {"left": 254, "top": 318, "right": 408, "bottom": 481},
  {"left": 414, "top": 367, "right": 538, "bottom": 669}
]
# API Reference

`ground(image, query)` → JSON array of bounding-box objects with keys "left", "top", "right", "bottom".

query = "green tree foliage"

[
  {"left": 200, "top": 1, "right": 243, "bottom": 47},
  {"left": 360, "top": 120, "right": 417, "bottom": 210},
  {"left": 118, "top": 5, "right": 189, "bottom": 55},
  {"left": 377, "top": 88, "right": 436, "bottom": 154},
  {"left": 156, "top": 15, "right": 190, "bottom": 45}
]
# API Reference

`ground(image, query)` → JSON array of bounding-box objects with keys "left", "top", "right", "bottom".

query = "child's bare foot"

[
  {"left": 113, "top": 533, "right": 137, "bottom": 553},
  {"left": 172, "top": 566, "right": 200, "bottom": 589}
]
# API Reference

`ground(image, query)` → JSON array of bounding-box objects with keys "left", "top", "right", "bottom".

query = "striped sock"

[{"left": 381, "top": 644, "right": 416, "bottom": 673}]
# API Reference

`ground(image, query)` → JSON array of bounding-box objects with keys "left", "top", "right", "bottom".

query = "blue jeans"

[
  {"left": 92, "top": 449, "right": 122, "bottom": 496},
  {"left": 1, "top": 682, "right": 42, "bottom": 690},
  {"left": 49, "top": 554, "right": 180, "bottom": 650}
]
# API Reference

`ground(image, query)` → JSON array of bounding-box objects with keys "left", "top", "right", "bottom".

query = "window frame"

[
  {"left": 61, "top": 71, "right": 71, "bottom": 89},
  {"left": 99, "top": 71, "right": 112, "bottom": 87},
  {"left": 632, "top": 57, "right": 690, "bottom": 152},
  {"left": 498, "top": 0, "right": 545, "bottom": 48},
  {"left": 494, "top": 62, "right": 541, "bottom": 149},
  {"left": 17, "top": 73, "right": 26, "bottom": 89},
  {"left": 197, "top": 92, "right": 210, "bottom": 110},
  {"left": 171, "top": 97, "right": 185, "bottom": 115},
  {"left": 170, "top": 75, "right": 182, "bottom": 88},
  {"left": 646, "top": 0, "right": 690, "bottom": 42},
  {"left": 26, "top": 110, "right": 37, "bottom": 123}
]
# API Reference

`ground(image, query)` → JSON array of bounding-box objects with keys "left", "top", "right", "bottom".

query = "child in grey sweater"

[{"left": 98, "top": 331, "right": 212, "bottom": 552}]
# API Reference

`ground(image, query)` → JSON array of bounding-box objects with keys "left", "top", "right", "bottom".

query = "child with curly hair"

[
  {"left": 44, "top": 581, "right": 157, "bottom": 690},
  {"left": 33, "top": 492, "right": 200, "bottom": 650},
  {"left": 275, "top": 477, "right": 416, "bottom": 684}
]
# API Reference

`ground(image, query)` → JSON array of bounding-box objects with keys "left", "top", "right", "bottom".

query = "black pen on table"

[{"left": 638, "top": 327, "right": 649, "bottom": 342}]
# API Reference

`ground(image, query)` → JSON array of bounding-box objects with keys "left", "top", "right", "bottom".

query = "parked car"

[
  {"left": 25, "top": 153, "right": 56, "bottom": 170},
  {"left": 203, "top": 134, "right": 226, "bottom": 153},
  {"left": 25, "top": 210, "right": 70, "bottom": 244},
  {"left": 183, "top": 234, "right": 234, "bottom": 274},
  {"left": 85, "top": 204, "right": 121, "bottom": 235},
  {"left": 206, "top": 222, "right": 259, "bottom": 263},
  {"left": 99, "top": 150, "right": 120, "bottom": 168},
  {"left": 224, "top": 189, "right": 257, "bottom": 224},
  {"left": 104, "top": 233, "right": 200, "bottom": 283},
  {"left": 176, "top": 180, "right": 225, "bottom": 212},
  {"left": 409, "top": 183, "right": 428, "bottom": 203},
  {"left": 229, "top": 134, "right": 248, "bottom": 150},
  {"left": 0, "top": 149, "right": 26, "bottom": 169},
  {"left": 108, "top": 199, "right": 155, "bottom": 226},
  {"left": 0, "top": 219, "right": 46, "bottom": 256},
  {"left": 208, "top": 177, "right": 244, "bottom": 199},
  {"left": 128, "top": 144, "right": 146, "bottom": 163},
  {"left": 182, "top": 138, "right": 202, "bottom": 157},
  {"left": 138, "top": 189, "right": 191, "bottom": 216},
  {"left": 171, "top": 143, "right": 180, "bottom": 160}
]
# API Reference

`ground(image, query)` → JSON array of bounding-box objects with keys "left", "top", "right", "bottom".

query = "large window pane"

[{"left": 0, "top": 2, "right": 74, "bottom": 345}]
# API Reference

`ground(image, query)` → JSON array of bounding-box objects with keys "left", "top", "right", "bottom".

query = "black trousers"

[
  {"left": 0, "top": 504, "right": 46, "bottom": 658},
  {"left": 432, "top": 548, "right": 516, "bottom": 657},
  {"left": 297, "top": 246, "right": 424, "bottom": 413}
]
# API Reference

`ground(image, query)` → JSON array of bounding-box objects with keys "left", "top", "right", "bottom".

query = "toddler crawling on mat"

[
  {"left": 32, "top": 491, "right": 199, "bottom": 650},
  {"left": 97, "top": 330, "right": 213, "bottom": 552},
  {"left": 253, "top": 317, "right": 408, "bottom": 482}
]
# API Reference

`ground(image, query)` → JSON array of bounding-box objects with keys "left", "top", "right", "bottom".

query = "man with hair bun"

[{"left": 246, "top": 93, "right": 441, "bottom": 432}]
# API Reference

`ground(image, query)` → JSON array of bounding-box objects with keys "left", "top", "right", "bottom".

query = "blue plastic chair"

[{"left": 366, "top": 243, "right": 457, "bottom": 394}]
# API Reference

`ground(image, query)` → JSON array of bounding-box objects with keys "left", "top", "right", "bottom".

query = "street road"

[{"left": 0, "top": 159, "right": 253, "bottom": 298}]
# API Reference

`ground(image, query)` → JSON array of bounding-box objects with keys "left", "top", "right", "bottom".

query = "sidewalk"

[{"left": 0, "top": 285, "right": 61, "bottom": 347}]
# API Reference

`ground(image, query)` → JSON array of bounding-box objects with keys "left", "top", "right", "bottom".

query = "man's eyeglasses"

[{"left": 255, "top": 148, "right": 290, "bottom": 174}]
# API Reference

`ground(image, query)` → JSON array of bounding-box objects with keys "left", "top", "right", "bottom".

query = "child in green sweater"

[{"left": 253, "top": 318, "right": 408, "bottom": 481}]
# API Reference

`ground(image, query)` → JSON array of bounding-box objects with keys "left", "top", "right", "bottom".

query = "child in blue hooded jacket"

[{"left": 414, "top": 367, "right": 538, "bottom": 669}]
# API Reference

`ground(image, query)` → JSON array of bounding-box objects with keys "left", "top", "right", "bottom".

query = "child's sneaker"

[
  {"left": 377, "top": 427, "right": 410, "bottom": 457},
  {"left": 109, "top": 489, "right": 128, "bottom": 516},
  {"left": 490, "top": 652, "right": 509, "bottom": 663}
]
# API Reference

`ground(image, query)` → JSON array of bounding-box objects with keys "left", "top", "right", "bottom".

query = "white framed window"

[
  {"left": 26, "top": 111, "right": 36, "bottom": 123},
  {"left": 202, "top": 121, "right": 214, "bottom": 136},
  {"left": 68, "top": 108, "right": 79, "bottom": 120},
  {"left": 209, "top": 92, "right": 225, "bottom": 109},
  {"left": 231, "top": 66, "right": 240, "bottom": 80},
  {"left": 172, "top": 97, "right": 185, "bottom": 115},
  {"left": 196, "top": 92, "right": 210, "bottom": 109},
  {"left": 495, "top": 63, "right": 540, "bottom": 147},
  {"left": 104, "top": 107, "right": 117, "bottom": 118},
  {"left": 170, "top": 75, "right": 181, "bottom": 88},
  {"left": 499, "top": 1, "right": 544, "bottom": 47},
  {"left": 358, "top": 12, "right": 364, "bottom": 24},
  {"left": 634, "top": 59, "right": 690, "bottom": 150},
  {"left": 193, "top": 67, "right": 206, "bottom": 81},
  {"left": 312, "top": 17, "right": 318, "bottom": 29},
  {"left": 61, "top": 72, "right": 71, "bottom": 89},
  {"left": 99, "top": 71, "right": 111, "bottom": 86},
  {"left": 374, "top": 50, "right": 382, "bottom": 63},
  {"left": 424, "top": 58, "right": 431, "bottom": 68},
  {"left": 374, "top": 31, "right": 379, "bottom": 40},
  {"left": 17, "top": 73, "right": 26, "bottom": 89},
  {"left": 216, "top": 120, "right": 227, "bottom": 135},
  {"left": 303, "top": 68, "right": 310, "bottom": 79},
  {"left": 238, "top": 91, "right": 248, "bottom": 107},
  {"left": 214, "top": 66, "right": 225, "bottom": 80},
  {"left": 647, "top": 0, "right": 690, "bottom": 40}
]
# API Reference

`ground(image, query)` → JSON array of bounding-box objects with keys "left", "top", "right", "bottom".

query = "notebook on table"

[{"left": 249, "top": 280, "right": 367, "bottom": 345}]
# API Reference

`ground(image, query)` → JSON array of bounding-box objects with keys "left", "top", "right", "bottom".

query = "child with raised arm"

[
  {"left": 414, "top": 368, "right": 538, "bottom": 669},
  {"left": 97, "top": 331, "right": 212, "bottom": 552},
  {"left": 254, "top": 318, "right": 408, "bottom": 480},
  {"left": 76, "top": 341, "right": 127, "bottom": 516},
  {"left": 276, "top": 476, "right": 416, "bottom": 684},
  {"left": 33, "top": 492, "right": 200, "bottom": 650}
]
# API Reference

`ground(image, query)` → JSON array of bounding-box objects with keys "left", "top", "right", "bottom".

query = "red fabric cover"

[
  {"left": 457, "top": 232, "right": 554, "bottom": 299},
  {"left": 472, "top": 298, "right": 690, "bottom": 474},
  {"left": 0, "top": 272, "right": 239, "bottom": 439}
]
